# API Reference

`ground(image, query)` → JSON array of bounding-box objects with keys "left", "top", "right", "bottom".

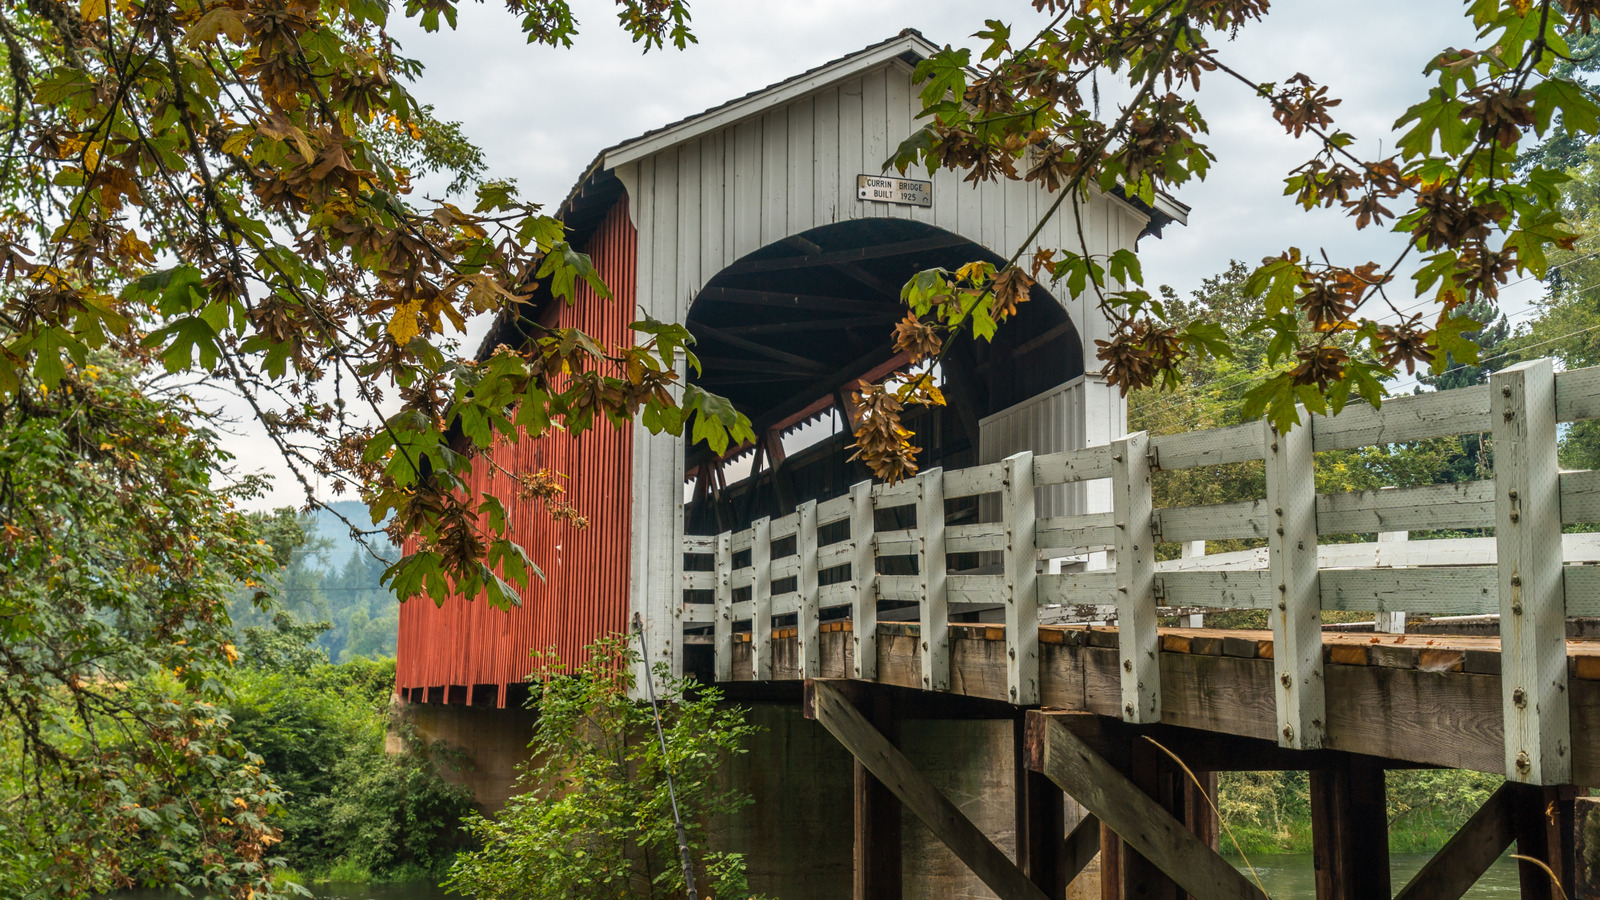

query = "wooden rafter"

[
  {"left": 717, "top": 314, "right": 897, "bottom": 337},
  {"left": 693, "top": 323, "right": 831, "bottom": 374}
]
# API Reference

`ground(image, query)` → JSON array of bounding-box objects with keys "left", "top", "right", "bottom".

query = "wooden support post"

[
  {"left": 1264, "top": 416, "right": 1324, "bottom": 750},
  {"left": 1017, "top": 715, "right": 1065, "bottom": 897},
  {"left": 713, "top": 530, "right": 733, "bottom": 682},
  {"left": 1003, "top": 450, "right": 1039, "bottom": 704},
  {"left": 1185, "top": 770, "right": 1220, "bottom": 855},
  {"left": 1111, "top": 432, "right": 1158, "bottom": 722},
  {"left": 1122, "top": 740, "right": 1182, "bottom": 900},
  {"left": 1511, "top": 783, "right": 1578, "bottom": 900},
  {"left": 808, "top": 681, "right": 1050, "bottom": 900},
  {"left": 1026, "top": 712, "right": 1267, "bottom": 900},
  {"left": 1100, "top": 821, "right": 1122, "bottom": 900},
  {"left": 1491, "top": 359, "right": 1571, "bottom": 785},
  {"left": 751, "top": 515, "right": 773, "bottom": 681},
  {"left": 849, "top": 480, "right": 877, "bottom": 680},
  {"left": 1393, "top": 783, "right": 1516, "bottom": 900},
  {"left": 797, "top": 499, "right": 821, "bottom": 679},
  {"left": 1309, "top": 759, "right": 1389, "bottom": 900},
  {"left": 919, "top": 467, "right": 949, "bottom": 691},
  {"left": 852, "top": 688, "right": 900, "bottom": 900}
]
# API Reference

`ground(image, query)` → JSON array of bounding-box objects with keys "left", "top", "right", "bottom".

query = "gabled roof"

[{"left": 603, "top": 29, "right": 940, "bottom": 169}]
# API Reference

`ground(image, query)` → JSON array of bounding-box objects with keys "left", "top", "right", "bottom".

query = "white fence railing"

[{"left": 680, "top": 358, "right": 1600, "bottom": 784}]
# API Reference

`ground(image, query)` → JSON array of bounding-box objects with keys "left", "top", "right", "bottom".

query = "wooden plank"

[
  {"left": 1392, "top": 784, "right": 1515, "bottom": 900},
  {"left": 1154, "top": 500, "right": 1270, "bottom": 544},
  {"left": 714, "top": 532, "right": 733, "bottom": 682},
  {"left": 1318, "top": 568, "right": 1498, "bottom": 615},
  {"left": 817, "top": 493, "right": 853, "bottom": 525},
  {"left": 1149, "top": 422, "right": 1264, "bottom": 471},
  {"left": 919, "top": 468, "right": 950, "bottom": 691},
  {"left": 1266, "top": 417, "right": 1324, "bottom": 749},
  {"left": 797, "top": 500, "right": 821, "bottom": 680},
  {"left": 1034, "top": 445, "right": 1115, "bottom": 485},
  {"left": 808, "top": 682, "right": 1050, "bottom": 900},
  {"left": 1156, "top": 570, "right": 1274, "bottom": 610},
  {"left": 873, "top": 480, "right": 918, "bottom": 506},
  {"left": 873, "top": 527, "right": 919, "bottom": 558},
  {"left": 1316, "top": 480, "right": 1495, "bottom": 535},
  {"left": 818, "top": 582, "right": 853, "bottom": 609},
  {"left": 1311, "top": 384, "right": 1490, "bottom": 452},
  {"left": 1113, "top": 432, "right": 1159, "bottom": 722},
  {"left": 1004, "top": 451, "right": 1040, "bottom": 704},
  {"left": 681, "top": 571, "right": 716, "bottom": 591},
  {"left": 1026, "top": 713, "right": 1268, "bottom": 900},
  {"left": 850, "top": 481, "right": 877, "bottom": 680},
  {"left": 1560, "top": 468, "right": 1600, "bottom": 525},
  {"left": 943, "top": 461, "right": 1005, "bottom": 498},
  {"left": 769, "top": 511, "right": 799, "bottom": 541},
  {"left": 751, "top": 516, "right": 773, "bottom": 681},
  {"left": 1555, "top": 362, "right": 1600, "bottom": 423},
  {"left": 1492, "top": 359, "right": 1572, "bottom": 784},
  {"left": 1038, "top": 571, "right": 1119, "bottom": 606},
  {"left": 851, "top": 687, "right": 900, "bottom": 900},
  {"left": 816, "top": 541, "right": 853, "bottom": 570},
  {"left": 1037, "top": 512, "right": 1117, "bottom": 551},
  {"left": 944, "top": 522, "right": 1004, "bottom": 554},
  {"left": 683, "top": 534, "right": 715, "bottom": 553},
  {"left": 1564, "top": 566, "right": 1600, "bottom": 616}
]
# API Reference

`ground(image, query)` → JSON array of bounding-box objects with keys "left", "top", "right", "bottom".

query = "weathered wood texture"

[
  {"left": 729, "top": 622, "right": 1600, "bottom": 783},
  {"left": 806, "top": 681, "right": 1048, "bottom": 900},
  {"left": 1309, "top": 760, "right": 1389, "bottom": 900},
  {"left": 1026, "top": 712, "right": 1268, "bottom": 900},
  {"left": 1392, "top": 784, "right": 1515, "bottom": 900}
]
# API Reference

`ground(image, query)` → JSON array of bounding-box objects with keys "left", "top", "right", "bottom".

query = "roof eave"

[{"left": 603, "top": 30, "right": 940, "bottom": 170}]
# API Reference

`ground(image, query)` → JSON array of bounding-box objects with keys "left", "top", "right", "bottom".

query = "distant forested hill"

[{"left": 232, "top": 505, "right": 399, "bottom": 662}]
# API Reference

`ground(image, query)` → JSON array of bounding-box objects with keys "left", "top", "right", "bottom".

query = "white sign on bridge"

[{"left": 857, "top": 174, "right": 932, "bottom": 207}]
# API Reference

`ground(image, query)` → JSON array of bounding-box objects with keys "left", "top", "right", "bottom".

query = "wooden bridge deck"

[{"left": 720, "top": 621, "right": 1600, "bottom": 785}]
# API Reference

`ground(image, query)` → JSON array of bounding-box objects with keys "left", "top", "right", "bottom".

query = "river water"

[{"left": 108, "top": 851, "right": 1524, "bottom": 898}]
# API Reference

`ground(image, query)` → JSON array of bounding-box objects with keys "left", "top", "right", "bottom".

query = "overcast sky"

[{"left": 223, "top": 0, "right": 1555, "bottom": 508}]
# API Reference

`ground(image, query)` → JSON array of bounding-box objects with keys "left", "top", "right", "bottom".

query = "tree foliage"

[
  {"left": 853, "top": 0, "right": 1600, "bottom": 479},
  {"left": 0, "top": 356, "right": 287, "bottom": 898},
  {"left": 445, "top": 636, "right": 762, "bottom": 900},
  {"left": 0, "top": 0, "right": 750, "bottom": 612}
]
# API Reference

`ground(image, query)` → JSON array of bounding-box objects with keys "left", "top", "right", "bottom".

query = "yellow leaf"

[
  {"left": 79, "top": 0, "right": 107, "bottom": 20},
  {"left": 186, "top": 6, "right": 247, "bottom": 44},
  {"left": 387, "top": 301, "right": 421, "bottom": 345}
]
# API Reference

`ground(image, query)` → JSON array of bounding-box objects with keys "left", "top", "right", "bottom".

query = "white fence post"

[
  {"left": 797, "top": 499, "right": 821, "bottom": 679},
  {"left": 1265, "top": 416, "right": 1324, "bottom": 750},
  {"left": 1002, "top": 451, "right": 1039, "bottom": 704},
  {"left": 714, "top": 530, "right": 733, "bottom": 682},
  {"left": 1491, "top": 359, "right": 1571, "bottom": 784},
  {"left": 849, "top": 480, "right": 878, "bottom": 680},
  {"left": 1374, "top": 529, "right": 1408, "bottom": 634},
  {"left": 1112, "top": 433, "right": 1157, "bottom": 722},
  {"left": 918, "top": 468, "right": 949, "bottom": 691},
  {"left": 751, "top": 515, "right": 773, "bottom": 681}
]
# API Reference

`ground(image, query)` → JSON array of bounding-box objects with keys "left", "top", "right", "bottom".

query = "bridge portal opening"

[{"left": 683, "top": 218, "right": 1085, "bottom": 537}]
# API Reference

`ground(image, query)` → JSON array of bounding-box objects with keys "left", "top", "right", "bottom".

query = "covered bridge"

[{"left": 394, "top": 30, "right": 1179, "bottom": 701}]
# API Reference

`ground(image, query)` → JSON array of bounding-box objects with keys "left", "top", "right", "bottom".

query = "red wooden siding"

[{"left": 396, "top": 199, "right": 636, "bottom": 705}]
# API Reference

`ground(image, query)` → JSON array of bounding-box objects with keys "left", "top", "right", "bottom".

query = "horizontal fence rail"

[{"left": 680, "top": 358, "right": 1600, "bottom": 784}]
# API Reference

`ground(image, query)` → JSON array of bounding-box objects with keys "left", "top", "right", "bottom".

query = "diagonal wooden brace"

[
  {"left": 1023, "top": 711, "right": 1267, "bottom": 900},
  {"left": 804, "top": 681, "right": 1048, "bottom": 900},
  {"left": 1392, "top": 783, "right": 1515, "bottom": 900}
]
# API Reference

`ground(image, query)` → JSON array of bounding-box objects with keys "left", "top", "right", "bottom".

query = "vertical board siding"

[{"left": 395, "top": 199, "right": 637, "bottom": 704}]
